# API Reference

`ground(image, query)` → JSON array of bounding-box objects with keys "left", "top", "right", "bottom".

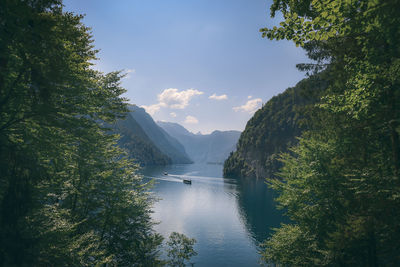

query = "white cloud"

[
  {"left": 170, "top": 112, "right": 177, "bottom": 118},
  {"left": 124, "top": 68, "right": 136, "bottom": 79},
  {"left": 209, "top": 93, "right": 228, "bottom": 100},
  {"left": 233, "top": 98, "right": 262, "bottom": 114},
  {"left": 142, "top": 88, "right": 203, "bottom": 116},
  {"left": 184, "top": 115, "right": 199, "bottom": 124},
  {"left": 248, "top": 95, "right": 252, "bottom": 99},
  {"left": 141, "top": 103, "right": 163, "bottom": 116},
  {"left": 158, "top": 88, "right": 203, "bottom": 109}
]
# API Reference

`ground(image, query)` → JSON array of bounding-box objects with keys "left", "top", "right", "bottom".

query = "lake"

[{"left": 140, "top": 163, "right": 283, "bottom": 267}]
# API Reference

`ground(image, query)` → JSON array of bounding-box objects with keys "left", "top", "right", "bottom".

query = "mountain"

[
  {"left": 223, "top": 75, "right": 327, "bottom": 179},
  {"left": 127, "top": 105, "right": 192, "bottom": 164},
  {"left": 157, "top": 122, "right": 241, "bottom": 164},
  {"left": 113, "top": 112, "right": 172, "bottom": 166}
]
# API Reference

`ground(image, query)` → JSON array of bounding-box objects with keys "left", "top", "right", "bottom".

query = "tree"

[
  {"left": 0, "top": 1, "right": 163, "bottom": 265},
  {"left": 166, "top": 232, "right": 197, "bottom": 267},
  {"left": 260, "top": 0, "right": 400, "bottom": 160},
  {"left": 261, "top": 0, "right": 400, "bottom": 265}
]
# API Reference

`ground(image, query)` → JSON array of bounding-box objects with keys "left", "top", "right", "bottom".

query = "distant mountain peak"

[
  {"left": 157, "top": 121, "right": 193, "bottom": 136},
  {"left": 124, "top": 107, "right": 192, "bottom": 164},
  {"left": 158, "top": 121, "right": 241, "bottom": 164}
]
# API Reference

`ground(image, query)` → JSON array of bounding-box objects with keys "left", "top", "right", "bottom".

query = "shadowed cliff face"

[
  {"left": 113, "top": 112, "right": 172, "bottom": 166},
  {"left": 127, "top": 105, "right": 192, "bottom": 164},
  {"left": 157, "top": 121, "right": 241, "bottom": 164},
  {"left": 112, "top": 105, "right": 193, "bottom": 165},
  {"left": 223, "top": 75, "right": 327, "bottom": 179}
]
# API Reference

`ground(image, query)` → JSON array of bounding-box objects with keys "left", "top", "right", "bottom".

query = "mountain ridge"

[
  {"left": 113, "top": 112, "right": 172, "bottom": 166},
  {"left": 128, "top": 105, "right": 192, "bottom": 164},
  {"left": 223, "top": 75, "right": 327, "bottom": 178},
  {"left": 158, "top": 121, "right": 241, "bottom": 164},
  {"left": 111, "top": 105, "right": 193, "bottom": 166}
]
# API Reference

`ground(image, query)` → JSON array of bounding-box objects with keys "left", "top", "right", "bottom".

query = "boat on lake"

[
  {"left": 163, "top": 172, "right": 168, "bottom": 175},
  {"left": 183, "top": 179, "right": 192, "bottom": 184}
]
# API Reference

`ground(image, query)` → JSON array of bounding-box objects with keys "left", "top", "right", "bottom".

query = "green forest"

[
  {"left": 258, "top": 0, "right": 400, "bottom": 265},
  {"left": 223, "top": 73, "right": 327, "bottom": 179},
  {"left": 1, "top": 0, "right": 400, "bottom": 266},
  {"left": 0, "top": 1, "right": 195, "bottom": 266},
  {"left": 226, "top": 0, "right": 400, "bottom": 265}
]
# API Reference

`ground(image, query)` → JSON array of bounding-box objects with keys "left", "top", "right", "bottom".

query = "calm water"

[{"left": 140, "top": 164, "right": 283, "bottom": 267}]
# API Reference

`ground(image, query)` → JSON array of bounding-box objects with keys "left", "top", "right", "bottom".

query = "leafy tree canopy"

[
  {"left": 166, "top": 232, "right": 197, "bottom": 267},
  {"left": 260, "top": 0, "right": 400, "bottom": 266},
  {"left": 0, "top": 1, "right": 165, "bottom": 265}
]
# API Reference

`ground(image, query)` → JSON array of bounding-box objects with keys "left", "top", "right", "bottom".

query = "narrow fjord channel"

[{"left": 141, "top": 164, "right": 283, "bottom": 267}]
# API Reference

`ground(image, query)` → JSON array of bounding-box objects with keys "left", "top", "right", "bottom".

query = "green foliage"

[
  {"left": 264, "top": 109, "right": 400, "bottom": 265},
  {"left": 262, "top": 224, "right": 322, "bottom": 266},
  {"left": 166, "top": 232, "right": 197, "bottom": 267},
  {"left": 0, "top": 1, "right": 164, "bottom": 265},
  {"left": 261, "top": 0, "right": 400, "bottom": 265}
]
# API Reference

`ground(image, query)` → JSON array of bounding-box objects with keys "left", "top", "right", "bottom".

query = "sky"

[{"left": 64, "top": 0, "right": 309, "bottom": 134}]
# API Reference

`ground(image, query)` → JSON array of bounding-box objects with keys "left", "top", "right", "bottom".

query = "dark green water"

[{"left": 141, "top": 163, "right": 283, "bottom": 267}]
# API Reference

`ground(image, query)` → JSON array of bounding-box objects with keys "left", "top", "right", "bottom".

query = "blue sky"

[{"left": 64, "top": 0, "right": 309, "bottom": 133}]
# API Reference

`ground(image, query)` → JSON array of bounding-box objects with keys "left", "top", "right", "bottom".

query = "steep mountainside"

[
  {"left": 158, "top": 122, "right": 241, "bottom": 164},
  {"left": 223, "top": 75, "right": 326, "bottom": 178},
  {"left": 128, "top": 105, "right": 192, "bottom": 164},
  {"left": 113, "top": 112, "right": 171, "bottom": 166}
]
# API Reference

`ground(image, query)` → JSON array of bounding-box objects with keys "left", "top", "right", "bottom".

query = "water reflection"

[
  {"left": 234, "top": 178, "right": 285, "bottom": 245},
  {"left": 140, "top": 164, "right": 283, "bottom": 267}
]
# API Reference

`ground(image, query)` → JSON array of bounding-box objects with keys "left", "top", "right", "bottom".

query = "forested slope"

[
  {"left": 128, "top": 105, "right": 192, "bottom": 164},
  {"left": 223, "top": 75, "right": 326, "bottom": 179},
  {"left": 113, "top": 112, "right": 172, "bottom": 165}
]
